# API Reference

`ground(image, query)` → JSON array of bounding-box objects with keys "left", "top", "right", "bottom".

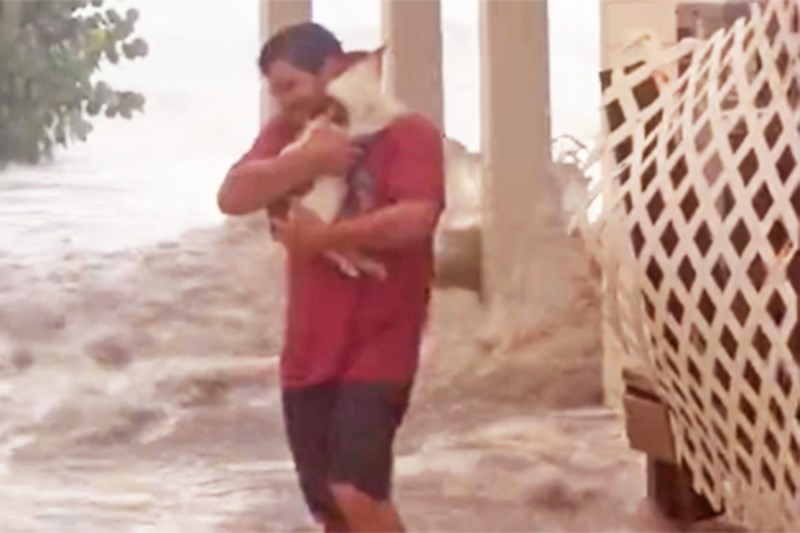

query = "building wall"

[
  {"left": 601, "top": 0, "right": 679, "bottom": 70},
  {"left": 601, "top": 0, "right": 754, "bottom": 70},
  {"left": 677, "top": 1, "right": 754, "bottom": 39}
]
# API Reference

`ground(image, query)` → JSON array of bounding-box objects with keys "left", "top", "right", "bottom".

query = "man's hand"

[
  {"left": 276, "top": 200, "right": 332, "bottom": 262},
  {"left": 302, "top": 124, "right": 363, "bottom": 176}
]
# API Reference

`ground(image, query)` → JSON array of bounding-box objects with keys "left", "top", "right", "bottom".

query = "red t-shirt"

[{"left": 233, "top": 114, "right": 445, "bottom": 388}]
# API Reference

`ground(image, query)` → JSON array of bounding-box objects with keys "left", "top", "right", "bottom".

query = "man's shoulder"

[
  {"left": 260, "top": 114, "right": 297, "bottom": 142},
  {"left": 234, "top": 114, "right": 299, "bottom": 166},
  {"left": 384, "top": 114, "right": 443, "bottom": 144}
]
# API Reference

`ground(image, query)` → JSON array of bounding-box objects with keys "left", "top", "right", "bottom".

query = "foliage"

[{"left": 0, "top": 0, "right": 148, "bottom": 164}]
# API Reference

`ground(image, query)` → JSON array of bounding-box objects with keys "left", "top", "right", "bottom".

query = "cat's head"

[{"left": 325, "top": 46, "right": 407, "bottom": 137}]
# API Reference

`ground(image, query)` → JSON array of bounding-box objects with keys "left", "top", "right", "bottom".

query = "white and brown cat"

[{"left": 278, "top": 47, "right": 407, "bottom": 279}]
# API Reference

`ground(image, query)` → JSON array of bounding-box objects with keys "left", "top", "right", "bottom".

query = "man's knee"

[
  {"left": 330, "top": 482, "right": 378, "bottom": 518},
  {"left": 330, "top": 482, "right": 407, "bottom": 532},
  {"left": 318, "top": 515, "right": 349, "bottom": 533}
]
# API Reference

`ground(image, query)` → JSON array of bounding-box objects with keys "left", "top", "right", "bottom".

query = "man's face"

[{"left": 266, "top": 59, "right": 329, "bottom": 127}]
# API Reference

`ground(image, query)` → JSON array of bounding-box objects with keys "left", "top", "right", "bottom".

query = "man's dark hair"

[{"left": 258, "top": 22, "right": 343, "bottom": 75}]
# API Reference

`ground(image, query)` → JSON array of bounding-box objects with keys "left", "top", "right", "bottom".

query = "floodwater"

[{"left": 0, "top": 2, "right": 663, "bottom": 531}]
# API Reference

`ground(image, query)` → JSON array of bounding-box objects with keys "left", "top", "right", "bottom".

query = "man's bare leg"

[
  {"left": 377, "top": 501, "right": 405, "bottom": 532},
  {"left": 322, "top": 519, "right": 349, "bottom": 533},
  {"left": 310, "top": 511, "right": 349, "bottom": 533},
  {"left": 330, "top": 483, "right": 405, "bottom": 532}
]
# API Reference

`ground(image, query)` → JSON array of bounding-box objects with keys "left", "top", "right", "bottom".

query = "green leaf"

[
  {"left": 0, "top": 0, "right": 148, "bottom": 165},
  {"left": 105, "top": 9, "right": 121, "bottom": 25},
  {"left": 126, "top": 9, "right": 140, "bottom": 24}
]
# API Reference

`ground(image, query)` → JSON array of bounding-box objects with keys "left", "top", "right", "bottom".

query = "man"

[{"left": 217, "top": 22, "right": 444, "bottom": 532}]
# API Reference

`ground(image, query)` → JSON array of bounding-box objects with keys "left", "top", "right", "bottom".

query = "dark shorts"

[{"left": 282, "top": 381, "right": 412, "bottom": 522}]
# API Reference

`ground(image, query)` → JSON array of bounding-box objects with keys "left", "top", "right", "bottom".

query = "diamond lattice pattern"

[{"left": 600, "top": 1, "right": 800, "bottom": 528}]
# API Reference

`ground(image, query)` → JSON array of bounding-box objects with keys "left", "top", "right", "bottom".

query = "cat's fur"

[{"left": 280, "top": 48, "right": 407, "bottom": 279}]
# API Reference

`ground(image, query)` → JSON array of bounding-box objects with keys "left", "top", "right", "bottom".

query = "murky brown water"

[
  {"left": 0, "top": 3, "right": 627, "bottom": 530},
  {"left": 0, "top": 213, "right": 656, "bottom": 531},
  {"left": 0, "top": 378, "right": 649, "bottom": 532}
]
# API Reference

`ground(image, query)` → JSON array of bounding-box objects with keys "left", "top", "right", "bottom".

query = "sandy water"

[
  {"left": 0, "top": 3, "right": 670, "bottom": 530},
  {"left": 0, "top": 206, "right": 654, "bottom": 531}
]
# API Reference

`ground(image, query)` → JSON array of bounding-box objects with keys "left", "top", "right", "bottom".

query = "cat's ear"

[{"left": 369, "top": 44, "right": 388, "bottom": 74}]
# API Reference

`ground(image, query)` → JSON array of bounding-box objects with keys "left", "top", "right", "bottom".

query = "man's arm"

[
  {"left": 328, "top": 119, "right": 444, "bottom": 252},
  {"left": 217, "top": 120, "right": 360, "bottom": 216},
  {"left": 217, "top": 118, "right": 302, "bottom": 216},
  {"left": 324, "top": 200, "right": 440, "bottom": 252},
  {"left": 281, "top": 118, "right": 445, "bottom": 258},
  {"left": 218, "top": 148, "right": 320, "bottom": 216}
]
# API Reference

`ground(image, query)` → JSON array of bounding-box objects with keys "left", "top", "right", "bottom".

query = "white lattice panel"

[{"left": 599, "top": 1, "right": 800, "bottom": 528}]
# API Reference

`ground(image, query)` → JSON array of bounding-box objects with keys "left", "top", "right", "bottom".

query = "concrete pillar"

[
  {"left": 479, "top": 0, "right": 552, "bottom": 306},
  {"left": 381, "top": 0, "right": 444, "bottom": 129},
  {"left": 259, "top": 0, "right": 312, "bottom": 122}
]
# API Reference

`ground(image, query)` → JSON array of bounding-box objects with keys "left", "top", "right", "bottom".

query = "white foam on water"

[{"left": 0, "top": 2, "right": 617, "bottom": 530}]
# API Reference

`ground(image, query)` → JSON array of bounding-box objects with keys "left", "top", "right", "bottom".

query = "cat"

[{"left": 278, "top": 47, "right": 408, "bottom": 279}]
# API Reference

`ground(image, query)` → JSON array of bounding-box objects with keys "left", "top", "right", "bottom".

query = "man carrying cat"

[{"left": 217, "top": 22, "right": 444, "bottom": 533}]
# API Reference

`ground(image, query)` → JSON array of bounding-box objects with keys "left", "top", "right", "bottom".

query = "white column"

[
  {"left": 479, "top": 0, "right": 552, "bottom": 307},
  {"left": 381, "top": 0, "right": 444, "bottom": 129},
  {"left": 259, "top": 0, "right": 313, "bottom": 122}
]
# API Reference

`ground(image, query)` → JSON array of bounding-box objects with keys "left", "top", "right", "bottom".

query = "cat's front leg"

[
  {"left": 324, "top": 250, "right": 361, "bottom": 278},
  {"left": 351, "top": 254, "right": 388, "bottom": 281},
  {"left": 300, "top": 175, "right": 348, "bottom": 224}
]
